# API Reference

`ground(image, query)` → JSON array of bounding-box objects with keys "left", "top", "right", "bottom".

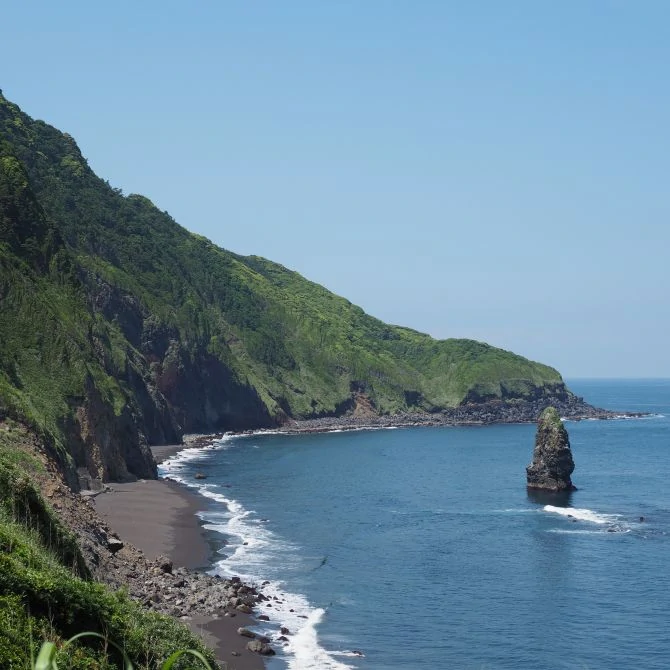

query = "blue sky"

[{"left": 4, "top": 1, "right": 669, "bottom": 377}]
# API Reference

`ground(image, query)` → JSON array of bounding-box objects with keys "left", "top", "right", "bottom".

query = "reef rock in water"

[{"left": 526, "top": 407, "right": 576, "bottom": 491}]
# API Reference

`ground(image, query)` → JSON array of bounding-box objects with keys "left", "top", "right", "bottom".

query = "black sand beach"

[{"left": 94, "top": 445, "right": 265, "bottom": 670}]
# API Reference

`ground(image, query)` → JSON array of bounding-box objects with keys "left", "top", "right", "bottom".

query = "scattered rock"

[
  {"left": 107, "top": 538, "right": 124, "bottom": 553},
  {"left": 194, "top": 473, "right": 207, "bottom": 479},
  {"left": 246, "top": 640, "right": 276, "bottom": 655},
  {"left": 258, "top": 614, "right": 270, "bottom": 621},
  {"left": 237, "top": 627, "right": 256, "bottom": 638},
  {"left": 156, "top": 555, "right": 173, "bottom": 573},
  {"left": 280, "top": 626, "right": 290, "bottom": 635}
]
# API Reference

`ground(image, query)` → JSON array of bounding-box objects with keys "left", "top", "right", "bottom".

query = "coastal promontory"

[
  {"left": 526, "top": 407, "right": 576, "bottom": 491},
  {"left": 0, "top": 90, "right": 608, "bottom": 485}
]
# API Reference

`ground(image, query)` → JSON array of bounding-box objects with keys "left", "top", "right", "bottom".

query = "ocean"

[{"left": 160, "top": 379, "right": 670, "bottom": 669}]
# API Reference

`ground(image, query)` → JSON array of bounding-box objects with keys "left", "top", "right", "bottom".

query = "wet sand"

[{"left": 94, "top": 453, "right": 264, "bottom": 670}]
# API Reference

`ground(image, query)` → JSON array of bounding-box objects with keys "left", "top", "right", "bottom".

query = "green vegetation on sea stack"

[{"left": 0, "top": 90, "right": 569, "bottom": 480}]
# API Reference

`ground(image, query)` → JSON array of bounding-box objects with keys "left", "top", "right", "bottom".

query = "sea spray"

[
  {"left": 543, "top": 505, "right": 618, "bottom": 525},
  {"left": 159, "top": 436, "right": 356, "bottom": 670}
]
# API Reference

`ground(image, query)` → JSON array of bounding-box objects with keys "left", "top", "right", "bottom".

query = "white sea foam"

[
  {"left": 160, "top": 438, "right": 356, "bottom": 670},
  {"left": 158, "top": 435, "right": 236, "bottom": 475},
  {"left": 543, "top": 505, "right": 614, "bottom": 524},
  {"left": 284, "top": 607, "right": 355, "bottom": 669}
]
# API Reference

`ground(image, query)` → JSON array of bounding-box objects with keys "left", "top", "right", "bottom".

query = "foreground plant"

[{"left": 33, "top": 632, "right": 216, "bottom": 670}]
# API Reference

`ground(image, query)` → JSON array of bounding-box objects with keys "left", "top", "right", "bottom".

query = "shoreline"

[
  {"left": 94, "top": 463, "right": 268, "bottom": 670},
  {"left": 93, "top": 400, "right": 647, "bottom": 668},
  {"left": 178, "top": 399, "right": 647, "bottom": 448}
]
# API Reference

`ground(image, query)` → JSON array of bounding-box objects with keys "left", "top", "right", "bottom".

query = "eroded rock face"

[{"left": 526, "top": 407, "right": 576, "bottom": 491}]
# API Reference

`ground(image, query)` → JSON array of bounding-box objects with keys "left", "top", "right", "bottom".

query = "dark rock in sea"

[
  {"left": 194, "top": 472, "right": 207, "bottom": 479},
  {"left": 526, "top": 407, "right": 576, "bottom": 492},
  {"left": 258, "top": 614, "right": 270, "bottom": 621}
]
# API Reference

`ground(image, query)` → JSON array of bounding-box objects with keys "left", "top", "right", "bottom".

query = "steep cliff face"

[
  {"left": 526, "top": 407, "right": 576, "bottom": 491},
  {"left": 153, "top": 341, "right": 274, "bottom": 432},
  {"left": 0, "top": 92, "right": 594, "bottom": 482}
]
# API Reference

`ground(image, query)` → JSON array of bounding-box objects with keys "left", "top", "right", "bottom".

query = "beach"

[{"left": 93, "top": 444, "right": 265, "bottom": 670}]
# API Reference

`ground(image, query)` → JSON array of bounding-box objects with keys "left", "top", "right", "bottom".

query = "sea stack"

[{"left": 526, "top": 407, "right": 576, "bottom": 491}]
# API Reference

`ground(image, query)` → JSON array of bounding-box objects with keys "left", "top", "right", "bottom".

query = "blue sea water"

[{"left": 161, "top": 379, "right": 670, "bottom": 669}]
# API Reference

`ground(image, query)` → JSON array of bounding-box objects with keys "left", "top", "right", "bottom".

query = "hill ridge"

[{"left": 0, "top": 91, "right": 591, "bottom": 481}]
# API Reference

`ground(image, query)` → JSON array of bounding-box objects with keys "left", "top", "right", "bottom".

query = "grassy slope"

[
  {"left": 0, "top": 145, "right": 161, "bottom": 481},
  {"left": 0, "top": 91, "right": 566, "bottom": 441},
  {"left": 0, "top": 424, "right": 217, "bottom": 669}
]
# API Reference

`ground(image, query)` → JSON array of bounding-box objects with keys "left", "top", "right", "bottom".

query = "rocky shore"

[
  {"left": 183, "top": 396, "right": 641, "bottom": 444},
  {"left": 39, "top": 467, "right": 279, "bottom": 668}
]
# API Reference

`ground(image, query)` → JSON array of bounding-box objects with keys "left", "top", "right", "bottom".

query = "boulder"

[
  {"left": 526, "top": 407, "right": 576, "bottom": 491},
  {"left": 237, "top": 627, "right": 255, "bottom": 638},
  {"left": 156, "top": 555, "right": 173, "bottom": 573},
  {"left": 246, "top": 640, "right": 276, "bottom": 655}
]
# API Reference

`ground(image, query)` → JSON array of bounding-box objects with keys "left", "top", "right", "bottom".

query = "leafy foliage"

[
  {"left": 0, "top": 445, "right": 218, "bottom": 669},
  {"left": 0, "top": 90, "right": 568, "bottom": 477}
]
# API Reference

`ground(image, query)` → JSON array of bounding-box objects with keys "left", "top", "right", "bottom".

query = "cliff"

[{"left": 0, "top": 91, "right": 597, "bottom": 482}]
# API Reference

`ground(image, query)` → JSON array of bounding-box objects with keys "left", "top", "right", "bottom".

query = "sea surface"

[{"left": 160, "top": 379, "right": 670, "bottom": 669}]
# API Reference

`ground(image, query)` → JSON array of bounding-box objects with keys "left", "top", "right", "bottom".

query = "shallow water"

[{"left": 161, "top": 379, "right": 670, "bottom": 669}]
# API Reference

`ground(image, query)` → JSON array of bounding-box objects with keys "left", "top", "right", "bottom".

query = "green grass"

[
  {"left": 1, "top": 90, "right": 570, "bottom": 483},
  {"left": 33, "top": 634, "right": 216, "bottom": 670},
  {"left": 0, "top": 444, "right": 219, "bottom": 669}
]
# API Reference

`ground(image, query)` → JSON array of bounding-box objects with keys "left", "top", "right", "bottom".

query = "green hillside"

[{"left": 0, "top": 90, "right": 570, "bottom": 480}]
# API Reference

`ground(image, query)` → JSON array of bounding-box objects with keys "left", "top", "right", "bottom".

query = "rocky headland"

[
  {"left": 526, "top": 406, "right": 577, "bottom": 491},
  {"left": 216, "top": 394, "right": 639, "bottom": 437}
]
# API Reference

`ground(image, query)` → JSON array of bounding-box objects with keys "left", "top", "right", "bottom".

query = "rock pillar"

[{"left": 526, "top": 407, "right": 576, "bottom": 491}]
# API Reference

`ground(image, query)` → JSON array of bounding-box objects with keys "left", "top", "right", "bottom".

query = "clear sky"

[{"left": 4, "top": 1, "right": 669, "bottom": 377}]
